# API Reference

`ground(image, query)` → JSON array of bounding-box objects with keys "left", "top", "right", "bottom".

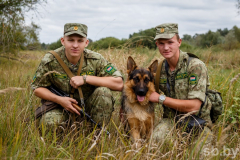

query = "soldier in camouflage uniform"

[
  {"left": 149, "top": 23, "right": 213, "bottom": 154},
  {"left": 31, "top": 23, "right": 123, "bottom": 131}
]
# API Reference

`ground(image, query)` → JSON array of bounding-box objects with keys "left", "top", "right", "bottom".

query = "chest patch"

[
  {"left": 80, "top": 70, "right": 95, "bottom": 76},
  {"left": 175, "top": 72, "right": 188, "bottom": 80},
  {"left": 160, "top": 78, "right": 167, "bottom": 84},
  {"left": 53, "top": 73, "right": 68, "bottom": 79}
]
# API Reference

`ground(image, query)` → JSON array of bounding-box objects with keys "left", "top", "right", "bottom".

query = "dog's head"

[{"left": 125, "top": 56, "right": 158, "bottom": 105}]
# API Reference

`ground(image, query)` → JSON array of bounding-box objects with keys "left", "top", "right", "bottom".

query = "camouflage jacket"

[
  {"left": 158, "top": 51, "right": 212, "bottom": 126},
  {"left": 31, "top": 46, "right": 123, "bottom": 103}
]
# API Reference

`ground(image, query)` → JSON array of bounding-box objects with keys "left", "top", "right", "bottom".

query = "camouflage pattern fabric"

[
  {"left": 32, "top": 46, "right": 122, "bottom": 129},
  {"left": 154, "top": 23, "right": 178, "bottom": 40},
  {"left": 31, "top": 46, "right": 122, "bottom": 103},
  {"left": 39, "top": 87, "right": 114, "bottom": 128},
  {"left": 157, "top": 51, "right": 212, "bottom": 127},
  {"left": 64, "top": 23, "right": 88, "bottom": 37},
  {"left": 152, "top": 118, "right": 213, "bottom": 158}
]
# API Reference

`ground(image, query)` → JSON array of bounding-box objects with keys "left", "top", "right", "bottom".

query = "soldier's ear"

[
  {"left": 127, "top": 56, "right": 137, "bottom": 75},
  {"left": 60, "top": 37, "right": 65, "bottom": 46},
  {"left": 85, "top": 39, "right": 89, "bottom": 47},
  {"left": 148, "top": 60, "right": 158, "bottom": 76}
]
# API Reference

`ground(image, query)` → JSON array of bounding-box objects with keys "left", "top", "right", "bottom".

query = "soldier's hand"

[
  {"left": 70, "top": 76, "right": 84, "bottom": 88},
  {"left": 149, "top": 91, "right": 160, "bottom": 103},
  {"left": 58, "top": 97, "right": 80, "bottom": 115}
]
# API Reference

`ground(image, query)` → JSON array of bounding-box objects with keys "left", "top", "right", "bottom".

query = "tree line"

[
  {"left": 44, "top": 25, "right": 240, "bottom": 51},
  {"left": 0, "top": 0, "right": 240, "bottom": 56}
]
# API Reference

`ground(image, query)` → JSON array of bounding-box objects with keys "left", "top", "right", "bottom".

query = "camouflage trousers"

[
  {"left": 152, "top": 118, "right": 213, "bottom": 158},
  {"left": 38, "top": 87, "right": 114, "bottom": 130}
]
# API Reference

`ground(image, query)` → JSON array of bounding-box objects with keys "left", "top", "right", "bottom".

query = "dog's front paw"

[{"left": 132, "top": 139, "right": 143, "bottom": 149}]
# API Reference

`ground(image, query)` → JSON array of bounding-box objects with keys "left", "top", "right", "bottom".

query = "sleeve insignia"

[
  {"left": 32, "top": 74, "right": 36, "bottom": 83},
  {"left": 189, "top": 74, "right": 198, "bottom": 85},
  {"left": 104, "top": 64, "right": 116, "bottom": 75}
]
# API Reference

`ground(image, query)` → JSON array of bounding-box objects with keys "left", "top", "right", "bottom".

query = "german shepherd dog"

[{"left": 120, "top": 56, "right": 158, "bottom": 147}]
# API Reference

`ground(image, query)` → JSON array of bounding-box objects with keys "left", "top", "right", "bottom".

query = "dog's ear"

[
  {"left": 127, "top": 56, "right": 137, "bottom": 74},
  {"left": 148, "top": 60, "right": 158, "bottom": 76}
]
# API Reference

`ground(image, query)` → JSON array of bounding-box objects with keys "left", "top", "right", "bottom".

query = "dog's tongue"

[{"left": 137, "top": 95, "right": 145, "bottom": 102}]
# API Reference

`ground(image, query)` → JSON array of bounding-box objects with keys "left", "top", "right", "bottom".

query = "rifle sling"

[{"left": 49, "top": 50, "right": 85, "bottom": 107}]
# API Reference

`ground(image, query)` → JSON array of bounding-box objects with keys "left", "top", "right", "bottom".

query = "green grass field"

[{"left": 0, "top": 48, "right": 240, "bottom": 159}]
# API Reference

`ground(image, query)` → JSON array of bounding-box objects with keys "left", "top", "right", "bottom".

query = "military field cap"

[
  {"left": 64, "top": 23, "right": 88, "bottom": 37},
  {"left": 154, "top": 23, "right": 178, "bottom": 40}
]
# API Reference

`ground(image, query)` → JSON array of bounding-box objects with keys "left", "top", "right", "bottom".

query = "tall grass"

[{"left": 0, "top": 48, "right": 240, "bottom": 159}]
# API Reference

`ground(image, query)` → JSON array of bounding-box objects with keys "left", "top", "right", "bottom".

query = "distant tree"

[
  {"left": 0, "top": 0, "right": 46, "bottom": 56},
  {"left": 199, "top": 30, "right": 222, "bottom": 48},
  {"left": 129, "top": 28, "right": 156, "bottom": 49},
  {"left": 217, "top": 28, "right": 229, "bottom": 36},
  {"left": 180, "top": 41, "right": 194, "bottom": 53},
  {"left": 192, "top": 33, "right": 203, "bottom": 47},
  {"left": 88, "top": 37, "right": 125, "bottom": 49},
  {"left": 41, "top": 43, "right": 47, "bottom": 50},
  {"left": 24, "top": 22, "right": 41, "bottom": 50},
  {"left": 182, "top": 34, "right": 192, "bottom": 41},
  {"left": 233, "top": 25, "right": 240, "bottom": 42},
  {"left": 129, "top": 34, "right": 133, "bottom": 39},
  {"left": 222, "top": 30, "right": 239, "bottom": 50},
  {"left": 48, "top": 39, "right": 62, "bottom": 50}
]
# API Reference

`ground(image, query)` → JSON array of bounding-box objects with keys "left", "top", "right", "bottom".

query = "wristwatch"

[
  {"left": 158, "top": 94, "right": 166, "bottom": 104},
  {"left": 83, "top": 75, "right": 87, "bottom": 84}
]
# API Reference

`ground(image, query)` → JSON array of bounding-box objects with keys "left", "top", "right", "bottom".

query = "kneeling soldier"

[
  {"left": 149, "top": 23, "right": 213, "bottom": 157},
  {"left": 31, "top": 23, "right": 123, "bottom": 133}
]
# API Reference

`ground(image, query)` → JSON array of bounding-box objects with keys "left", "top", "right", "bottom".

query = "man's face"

[
  {"left": 61, "top": 34, "right": 89, "bottom": 58},
  {"left": 155, "top": 35, "right": 182, "bottom": 59}
]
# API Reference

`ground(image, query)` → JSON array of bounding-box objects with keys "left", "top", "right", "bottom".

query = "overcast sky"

[{"left": 26, "top": 0, "right": 240, "bottom": 44}]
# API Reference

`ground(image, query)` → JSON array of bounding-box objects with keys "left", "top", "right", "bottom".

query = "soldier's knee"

[
  {"left": 38, "top": 108, "right": 69, "bottom": 127},
  {"left": 92, "top": 87, "right": 114, "bottom": 106},
  {"left": 152, "top": 118, "right": 172, "bottom": 142},
  {"left": 86, "top": 87, "right": 115, "bottom": 125},
  {"left": 93, "top": 87, "right": 112, "bottom": 97}
]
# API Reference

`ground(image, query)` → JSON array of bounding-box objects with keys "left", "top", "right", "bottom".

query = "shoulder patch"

[
  {"left": 104, "top": 64, "right": 116, "bottom": 75},
  {"left": 189, "top": 73, "right": 198, "bottom": 85}
]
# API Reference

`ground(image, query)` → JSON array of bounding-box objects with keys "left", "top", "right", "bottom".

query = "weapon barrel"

[
  {"left": 72, "top": 103, "right": 110, "bottom": 135},
  {"left": 48, "top": 85, "right": 69, "bottom": 97}
]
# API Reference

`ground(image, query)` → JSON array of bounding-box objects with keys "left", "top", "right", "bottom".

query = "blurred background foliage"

[{"left": 0, "top": 0, "right": 240, "bottom": 55}]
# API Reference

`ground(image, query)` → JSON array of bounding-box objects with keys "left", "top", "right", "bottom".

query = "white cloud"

[{"left": 25, "top": 0, "right": 240, "bottom": 43}]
